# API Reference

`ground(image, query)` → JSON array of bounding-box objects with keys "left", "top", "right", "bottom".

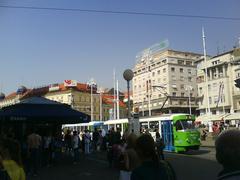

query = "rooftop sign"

[
  {"left": 136, "top": 39, "right": 169, "bottom": 63},
  {"left": 64, "top": 80, "right": 77, "bottom": 87}
]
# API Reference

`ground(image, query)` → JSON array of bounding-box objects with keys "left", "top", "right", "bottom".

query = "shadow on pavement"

[{"left": 184, "top": 149, "right": 211, "bottom": 155}]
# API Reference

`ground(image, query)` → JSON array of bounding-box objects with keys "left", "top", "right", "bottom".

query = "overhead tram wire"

[{"left": 0, "top": 5, "right": 240, "bottom": 21}]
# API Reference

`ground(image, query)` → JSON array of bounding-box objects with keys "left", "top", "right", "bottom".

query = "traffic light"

[{"left": 235, "top": 78, "right": 240, "bottom": 88}]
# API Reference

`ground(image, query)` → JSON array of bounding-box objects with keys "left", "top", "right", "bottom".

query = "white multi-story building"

[
  {"left": 133, "top": 48, "right": 202, "bottom": 116},
  {"left": 196, "top": 48, "right": 240, "bottom": 116}
]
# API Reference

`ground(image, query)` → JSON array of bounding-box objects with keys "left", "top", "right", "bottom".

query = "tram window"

[
  {"left": 175, "top": 120, "right": 195, "bottom": 131},
  {"left": 140, "top": 122, "right": 148, "bottom": 132},
  {"left": 149, "top": 121, "right": 159, "bottom": 132},
  {"left": 175, "top": 121, "right": 183, "bottom": 131},
  {"left": 116, "top": 124, "right": 122, "bottom": 131}
]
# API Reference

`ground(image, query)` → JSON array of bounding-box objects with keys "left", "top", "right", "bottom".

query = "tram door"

[{"left": 161, "top": 120, "right": 174, "bottom": 151}]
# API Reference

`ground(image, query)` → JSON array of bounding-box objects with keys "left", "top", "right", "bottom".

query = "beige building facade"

[
  {"left": 133, "top": 49, "right": 202, "bottom": 116},
  {"left": 197, "top": 48, "right": 240, "bottom": 115},
  {"left": 44, "top": 83, "right": 101, "bottom": 121}
]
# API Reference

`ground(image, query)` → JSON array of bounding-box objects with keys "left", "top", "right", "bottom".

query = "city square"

[{"left": 0, "top": 1, "right": 240, "bottom": 180}]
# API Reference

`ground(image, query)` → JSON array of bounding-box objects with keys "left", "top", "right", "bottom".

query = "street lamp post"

[
  {"left": 123, "top": 69, "right": 134, "bottom": 132},
  {"left": 88, "top": 78, "right": 96, "bottom": 121},
  {"left": 97, "top": 87, "right": 104, "bottom": 121},
  {"left": 185, "top": 85, "right": 193, "bottom": 115}
]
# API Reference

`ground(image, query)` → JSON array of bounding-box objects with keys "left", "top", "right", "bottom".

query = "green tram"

[{"left": 104, "top": 114, "right": 200, "bottom": 153}]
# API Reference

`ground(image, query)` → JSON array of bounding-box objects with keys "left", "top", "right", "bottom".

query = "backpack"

[{"left": 159, "top": 160, "right": 176, "bottom": 180}]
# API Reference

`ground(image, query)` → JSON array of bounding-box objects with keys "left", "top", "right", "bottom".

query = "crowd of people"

[{"left": 0, "top": 126, "right": 240, "bottom": 180}]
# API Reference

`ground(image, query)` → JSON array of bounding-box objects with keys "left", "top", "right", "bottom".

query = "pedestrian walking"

[
  {"left": 155, "top": 132, "right": 165, "bottom": 160},
  {"left": 27, "top": 129, "right": 42, "bottom": 176},
  {"left": 72, "top": 131, "right": 81, "bottom": 164},
  {"left": 43, "top": 132, "right": 53, "bottom": 167},
  {"left": 84, "top": 130, "right": 91, "bottom": 155},
  {"left": 64, "top": 130, "right": 72, "bottom": 156},
  {"left": 93, "top": 128, "right": 99, "bottom": 152}
]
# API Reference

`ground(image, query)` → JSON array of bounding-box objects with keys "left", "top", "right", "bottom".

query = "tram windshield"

[{"left": 175, "top": 120, "right": 195, "bottom": 131}]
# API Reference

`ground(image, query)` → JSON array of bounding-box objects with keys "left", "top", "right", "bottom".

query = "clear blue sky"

[{"left": 0, "top": 0, "right": 239, "bottom": 94}]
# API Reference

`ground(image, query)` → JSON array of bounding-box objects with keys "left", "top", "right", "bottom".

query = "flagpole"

[
  {"left": 117, "top": 80, "right": 120, "bottom": 119},
  {"left": 113, "top": 69, "right": 116, "bottom": 119}
]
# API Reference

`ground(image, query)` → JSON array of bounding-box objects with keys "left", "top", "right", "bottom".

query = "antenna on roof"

[
  {"left": 217, "top": 41, "right": 220, "bottom": 55},
  {"left": 223, "top": 45, "right": 226, "bottom": 53}
]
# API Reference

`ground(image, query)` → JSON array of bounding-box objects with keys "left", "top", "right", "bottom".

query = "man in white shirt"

[{"left": 72, "top": 131, "right": 80, "bottom": 164}]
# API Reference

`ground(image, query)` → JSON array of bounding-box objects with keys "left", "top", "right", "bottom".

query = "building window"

[
  {"left": 186, "top": 61, "right": 192, "bottom": 66},
  {"left": 214, "top": 96, "right": 218, "bottom": 104},
  {"left": 152, "top": 72, "right": 155, "bottom": 77},
  {"left": 180, "top": 68, "right": 183, "bottom": 73},
  {"left": 199, "top": 87, "right": 202, "bottom": 94},
  {"left": 208, "top": 84, "right": 211, "bottom": 91},
  {"left": 178, "top": 60, "right": 184, "bottom": 65},
  {"left": 188, "top": 69, "right": 192, "bottom": 74},
  {"left": 209, "top": 97, "right": 212, "bottom": 104},
  {"left": 171, "top": 67, "right": 175, "bottom": 72},
  {"left": 180, "top": 76, "right": 184, "bottom": 81},
  {"left": 157, "top": 70, "right": 160, "bottom": 74},
  {"left": 181, "top": 93, "right": 184, "bottom": 97},
  {"left": 172, "top": 75, "right": 176, "bottom": 81},
  {"left": 163, "top": 68, "right": 166, "bottom": 73},
  {"left": 188, "top": 77, "right": 192, "bottom": 82},
  {"left": 180, "top": 84, "right": 185, "bottom": 89},
  {"left": 162, "top": 59, "right": 167, "bottom": 64},
  {"left": 172, "top": 92, "right": 176, "bottom": 96}
]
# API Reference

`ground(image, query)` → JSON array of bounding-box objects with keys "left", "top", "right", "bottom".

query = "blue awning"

[{"left": 1, "top": 97, "right": 90, "bottom": 124}]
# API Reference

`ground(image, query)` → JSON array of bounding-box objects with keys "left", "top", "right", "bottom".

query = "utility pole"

[
  {"left": 147, "top": 50, "right": 152, "bottom": 116},
  {"left": 202, "top": 27, "right": 211, "bottom": 115},
  {"left": 185, "top": 85, "right": 193, "bottom": 115},
  {"left": 116, "top": 80, "right": 120, "bottom": 119}
]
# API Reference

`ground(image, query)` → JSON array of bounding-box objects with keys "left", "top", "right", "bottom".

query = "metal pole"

[
  {"left": 188, "top": 87, "right": 192, "bottom": 115},
  {"left": 148, "top": 79, "right": 151, "bottom": 116},
  {"left": 113, "top": 69, "right": 116, "bottom": 119},
  {"left": 100, "top": 90, "right": 102, "bottom": 121},
  {"left": 147, "top": 51, "right": 152, "bottom": 117},
  {"left": 142, "top": 98, "right": 144, "bottom": 116},
  {"left": 202, "top": 27, "right": 211, "bottom": 115},
  {"left": 91, "top": 84, "right": 93, "bottom": 121},
  {"left": 117, "top": 80, "right": 120, "bottom": 119},
  {"left": 127, "top": 80, "right": 132, "bottom": 131}
]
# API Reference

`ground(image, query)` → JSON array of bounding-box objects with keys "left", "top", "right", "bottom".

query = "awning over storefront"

[
  {"left": 0, "top": 97, "right": 90, "bottom": 124},
  {"left": 196, "top": 114, "right": 228, "bottom": 123},
  {"left": 225, "top": 113, "right": 240, "bottom": 121}
]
